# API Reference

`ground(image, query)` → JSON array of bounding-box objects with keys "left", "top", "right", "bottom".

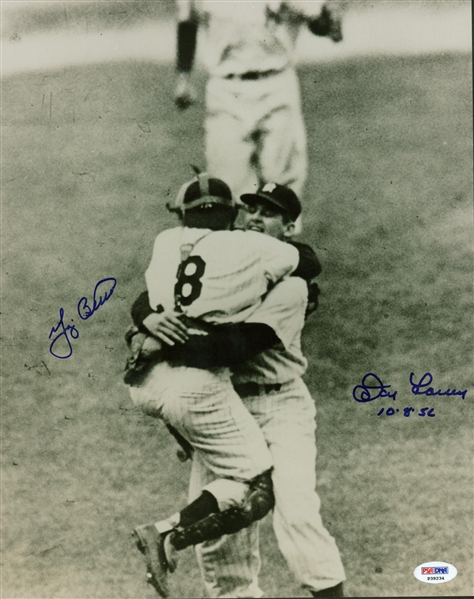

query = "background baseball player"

[
  {"left": 127, "top": 173, "right": 306, "bottom": 596},
  {"left": 174, "top": 0, "right": 344, "bottom": 232},
  {"left": 146, "top": 184, "right": 346, "bottom": 597}
]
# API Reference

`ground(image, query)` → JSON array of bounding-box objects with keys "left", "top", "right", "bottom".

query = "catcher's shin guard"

[{"left": 170, "top": 470, "right": 274, "bottom": 550}]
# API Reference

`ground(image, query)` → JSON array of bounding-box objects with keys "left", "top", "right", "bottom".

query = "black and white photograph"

[{"left": 2, "top": 1, "right": 472, "bottom": 597}]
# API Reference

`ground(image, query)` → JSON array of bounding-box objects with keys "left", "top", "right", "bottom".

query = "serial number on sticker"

[{"left": 427, "top": 577, "right": 445, "bottom": 581}]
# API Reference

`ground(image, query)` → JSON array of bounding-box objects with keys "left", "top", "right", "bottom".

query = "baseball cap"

[
  {"left": 169, "top": 172, "right": 235, "bottom": 213},
  {"left": 240, "top": 183, "right": 302, "bottom": 221}
]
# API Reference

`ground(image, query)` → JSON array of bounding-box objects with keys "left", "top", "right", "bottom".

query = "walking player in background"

[
  {"left": 144, "top": 184, "right": 346, "bottom": 597},
  {"left": 174, "top": 0, "right": 344, "bottom": 232}
]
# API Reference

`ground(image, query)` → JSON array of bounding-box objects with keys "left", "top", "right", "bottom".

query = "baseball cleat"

[
  {"left": 163, "top": 532, "right": 178, "bottom": 573},
  {"left": 132, "top": 524, "right": 170, "bottom": 598}
]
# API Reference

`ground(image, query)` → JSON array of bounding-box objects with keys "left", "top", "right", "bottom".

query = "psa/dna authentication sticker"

[{"left": 413, "top": 562, "right": 457, "bottom": 584}]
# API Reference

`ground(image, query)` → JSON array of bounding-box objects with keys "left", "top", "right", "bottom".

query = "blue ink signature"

[
  {"left": 410, "top": 372, "right": 468, "bottom": 400},
  {"left": 352, "top": 373, "right": 398, "bottom": 402},
  {"left": 48, "top": 308, "right": 80, "bottom": 359},
  {"left": 49, "top": 277, "right": 117, "bottom": 359},
  {"left": 77, "top": 278, "right": 117, "bottom": 320},
  {"left": 377, "top": 406, "right": 435, "bottom": 417}
]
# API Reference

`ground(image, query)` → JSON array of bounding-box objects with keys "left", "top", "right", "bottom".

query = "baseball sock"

[{"left": 154, "top": 490, "right": 219, "bottom": 537}]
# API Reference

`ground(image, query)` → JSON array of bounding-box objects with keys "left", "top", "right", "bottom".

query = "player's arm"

[
  {"left": 145, "top": 227, "right": 183, "bottom": 312},
  {"left": 288, "top": 0, "right": 343, "bottom": 42},
  {"left": 161, "top": 278, "right": 309, "bottom": 368},
  {"left": 244, "top": 277, "right": 308, "bottom": 349},
  {"left": 131, "top": 290, "right": 190, "bottom": 345},
  {"left": 175, "top": 0, "right": 198, "bottom": 110},
  {"left": 164, "top": 279, "right": 306, "bottom": 370},
  {"left": 245, "top": 231, "right": 300, "bottom": 284},
  {"left": 307, "top": 1, "right": 343, "bottom": 43},
  {"left": 287, "top": 241, "right": 323, "bottom": 317},
  {"left": 130, "top": 291, "right": 280, "bottom": 368},
  {"left": 243, "top": 232, "right": 321, "bottom": 283},
  {"left": 290, "top": 241, "right": 322, "bottom": 281},
  {"left": 131, "top": 290, "right": 155, "bottom": 332},
  {"left": 163, "top": 322, "right": 281, "bottom": 368}
]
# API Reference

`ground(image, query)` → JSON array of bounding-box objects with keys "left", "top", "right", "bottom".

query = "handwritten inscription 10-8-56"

[
  {"left": 48, "top": 277, "right": 117, "bottom": 359},
  {"left": 352, "top": 372, "right": 468, "bottom": 418}
]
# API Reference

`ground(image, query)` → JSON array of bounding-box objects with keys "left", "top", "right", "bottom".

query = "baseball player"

[
  {"left": 146, "top": 184, "right": 346, "bottom": 597},
  {"left": 174, "top": 0, "right": 344, "bottom": 231},
  {"left": 127, "top": 173, "right": 306, "bottom": 597}
]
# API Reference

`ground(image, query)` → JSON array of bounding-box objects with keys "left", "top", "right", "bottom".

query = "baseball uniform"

[
  {"left": 176, "top": 1, "right": 344, "bottom": 207},
  {"left": 145, "top": 226, "right": 299, "bottom": 323},
  {"left": 188, "top": 277, "right": 346, "bottom": 597},
  {"left": 129, "top": 226, "right": 299, "bottom": 509}
]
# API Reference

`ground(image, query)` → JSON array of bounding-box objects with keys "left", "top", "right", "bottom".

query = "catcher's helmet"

[{"left": 168, "top": 172, "right": 235, "bottom": 214}]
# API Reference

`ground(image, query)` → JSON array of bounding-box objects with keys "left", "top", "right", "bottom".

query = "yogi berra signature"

[{"left": 49, "top": 278, "right": 117, "bottom": 359}]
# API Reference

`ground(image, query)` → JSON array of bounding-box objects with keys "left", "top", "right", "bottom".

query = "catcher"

[
  {"left": 128, "top": 184, "right": 344, "bottom": 598},
  {"left": 125, "top": 173, "right": 316, "bottom": 597}
]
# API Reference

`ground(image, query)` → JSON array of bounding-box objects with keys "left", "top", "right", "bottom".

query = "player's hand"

[
  {"left": 308, "top": 6, "right": 343, "bottom": 43},
  {"left": 174, "top": 73, "right": 196, "bottom": 110},
  {"left": 143, "top": 311, "right": 190, "bottom": 346},
  {"left": 141, "top": 335, "right": 163, "bottom": 354}
]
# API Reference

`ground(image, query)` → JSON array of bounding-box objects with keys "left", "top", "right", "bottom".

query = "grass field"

[{"left": 2, "top": 45, "right": 473, "bottom": 599}]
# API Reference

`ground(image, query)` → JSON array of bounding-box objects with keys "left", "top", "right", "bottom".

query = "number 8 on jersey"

[{"left": 175, "top": 255, "right": 207, "bottom": 308}]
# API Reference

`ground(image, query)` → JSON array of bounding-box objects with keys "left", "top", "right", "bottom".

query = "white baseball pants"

[
  {"left": 129, "top": 362, "right": 273, "bottom": 509},
  {"left": 205, "top": 68, "right": 307, "bottom": 202},
  {"left": 189, "top": 378, "right": 346, "bottom": 597}
]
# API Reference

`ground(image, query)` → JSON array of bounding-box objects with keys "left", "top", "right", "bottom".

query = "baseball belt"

[
  {"left": 233, "top": 382, "right": 282, "bottom": 398},
  {"left": 224, "top": 69, "right": 282, "bottom": 81}
]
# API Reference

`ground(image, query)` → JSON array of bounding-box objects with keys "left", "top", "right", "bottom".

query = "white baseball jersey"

[
  {"left": 177, "top": 1, "right": 325, "bottom": 78},
  {"left": 232, "top": 277, "right": 308, "bottom": 384},
  {"left": 145, "top": 226, "right": 299, "bottom": 324},
  {"left": 131, "top": 226, "right": 300, "bottom": 508}
]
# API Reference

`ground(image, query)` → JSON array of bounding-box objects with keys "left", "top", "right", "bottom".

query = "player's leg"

[
  {"left": 188, "top": 375, "right": 342, "bottom": 598},
  {"left": 190, "top": 453, "right": 264, "bottom": 599},
  {"left": 129, "top": 362, "right": 272, "bottom": 482},
  {"left": 205, "top": 77, "right": 259, "bottom": 199},
  {"left": 256, "top": 69, "right": 307, "bottom": 195},
  {"left": 256, "top": 69, "right": 307, "bottom": 232},
  {"left": 129, "top": 363, "right": 273, "bottom": 596},
  {"left": 132, "top": 490, "right": 219, "bottom": 598},
  {"left": 256, "top": 379, "right": 346, "bottom": 594},
  {"left": 133, "top": 468, "right": 270, "bottom": 598}
]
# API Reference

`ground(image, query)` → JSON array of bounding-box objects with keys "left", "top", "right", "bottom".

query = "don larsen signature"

[
  {"left": 49, "top": 277, "right": 117, "bottom": 359},
  {"left": 352, "top": 372, "right": 468, "bottom": 403}
]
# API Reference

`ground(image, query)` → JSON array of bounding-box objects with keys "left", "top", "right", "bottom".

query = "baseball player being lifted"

[
  {"left": 126, "top": 173, "right": 316, "bottom": 597},
  {"left": 174, "top": 0, "right": 344, "bottom": 232},
  {"left": 144, "top": 183, "right": 346, "bottom": 598}
]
